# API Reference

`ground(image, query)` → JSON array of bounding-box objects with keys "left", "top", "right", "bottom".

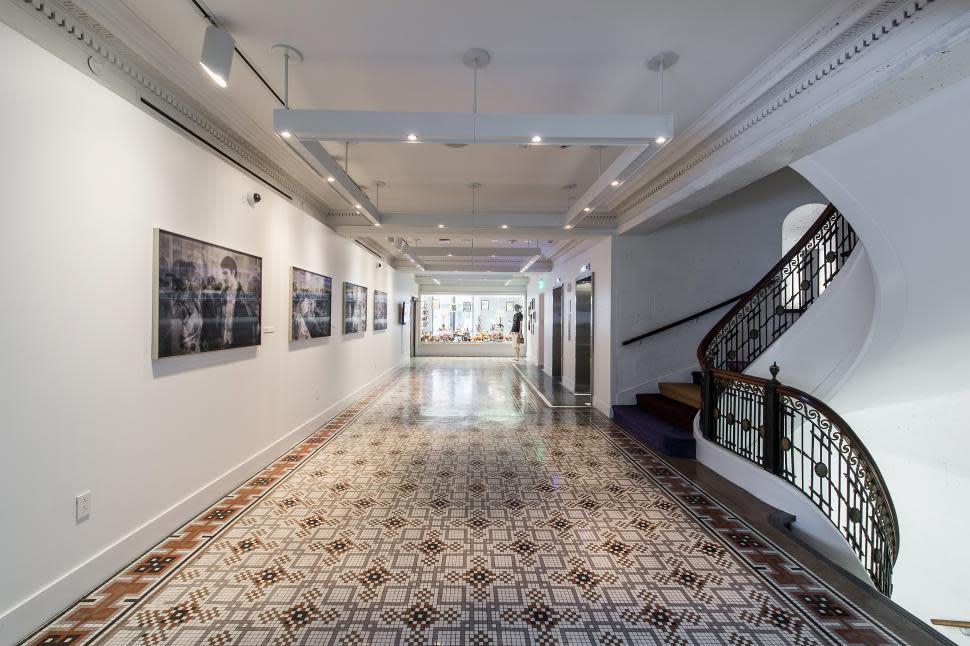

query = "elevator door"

[
  {"left": 552, "top": 287, "right": 563, "bottom": 380},
  {"left": 574, "top": 276, "right": 593, "bottom": 395}
]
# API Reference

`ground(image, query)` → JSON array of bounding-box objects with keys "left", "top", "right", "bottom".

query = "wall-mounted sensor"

[{"left": 247, "top": 191, "right": 262, "bottom": 207}]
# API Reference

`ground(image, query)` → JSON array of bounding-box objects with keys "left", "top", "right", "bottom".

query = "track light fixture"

[{"left": 200, "top": 25, "right": 234, "bottom": 88}]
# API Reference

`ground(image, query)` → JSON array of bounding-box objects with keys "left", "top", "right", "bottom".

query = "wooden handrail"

[
  {"left": 621, "top": 293, "right": 746, "bottom": 346},
  {"left": 697, "top": 203, "right": 837, "bottom": 369},
  {"left": 930, "top": 619, "right": 970, "bottom": 629}
]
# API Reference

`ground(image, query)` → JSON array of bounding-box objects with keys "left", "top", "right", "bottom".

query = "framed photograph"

[
  {"left": 374, "top": 290, "right": 388, "bottom": 330},
  {"left": 343, "top": 282, "right": 368, "bottom": 334},
  {"left": 398, "top": 301, "right": 407, "bottom": 325},
  {"left": 290, "top": 267, "right": 332, "bottom": 341},
  {"left": 153, "top": 228, "right": 261, "bottom": 359},
  {"left": 480, "top": 300, "right": 489, "bottom": 310},
  {"left": 450, "top": 302, "right": 458, "bottom": 312},
  {"left": 432, "top": 298, "right": 440, "bottom": 309},
  {"left": 506, "top": 301, "right": 514, "bottom": 312},
  {"left": 463, "top": 302, "right": 472, "bottom": 312}
]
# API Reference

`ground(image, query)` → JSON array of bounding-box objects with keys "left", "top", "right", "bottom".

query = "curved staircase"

[{"left": 614, "top": 204, "right": 899, "bottom": 596}]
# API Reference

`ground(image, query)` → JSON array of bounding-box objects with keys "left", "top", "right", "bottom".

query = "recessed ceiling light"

[
  {"left": 564, "top": 225, "right": 573, "bottom": 230},
  {"left": 531, "top": 135, "right": 542, "bottom": 143},
  {"left": 407, "top": 133, "right": 418, "bottom": 141},
  {"left": 280, "top": 130, "right": 292, "bottom": 139},
  {"left": 327, "top": 176, "right": 336, "bottom": 182},
  {"left": 438, "top": 224, "right": 445, "bottom": 229},
  {"left": 355, "top": 203, "right": 362, "bottom": 209},
  {"left": 447, "top": 253, "right": 453, "bottom": 257},
  {"left": 656, "top": 137, "right": 667, "bottom": 144},
  {"left": 610, "top": 180, "right": 620, "bottom": 187},
  {"left": 583, "top": 207, "right": 591, "bottom": 212},
  {"left": 501, "top": 224, "right": 509, "bottom": 229},
  {"left": 373, "top": 223, "right": 381, "bottom": 227}
]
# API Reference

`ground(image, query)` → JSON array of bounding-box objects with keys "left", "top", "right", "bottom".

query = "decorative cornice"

[
  {"left": 3, "top": 0, "right": 332, "bottom": 218},
  {"left": 613, "top": 0, "right": 969, "bottom": 229}
]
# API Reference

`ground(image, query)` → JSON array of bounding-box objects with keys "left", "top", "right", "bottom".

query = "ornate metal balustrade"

[
  {"left": 700, "top": 205, "right": 857, "bottom": 373},
  {"left": 696, "top": 205, "right": 898, "bottom": 596}
]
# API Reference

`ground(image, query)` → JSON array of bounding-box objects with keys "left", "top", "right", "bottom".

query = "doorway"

[
  {"left": 552, "top": 286, "right": 563, "bottom": 379},
  {"left": 574, "top": 274, "right": 593, "bottom": 396}
]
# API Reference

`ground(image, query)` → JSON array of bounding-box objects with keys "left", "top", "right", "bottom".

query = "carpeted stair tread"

[
  {"left": 612, "top": 405, "right": 696, "bottom": 459},
  {"left": 658, "top": 382, "right": 702, "bottom": 409},
  {"left": 636, "top": 394, "right": 698, "bottom": 432}
]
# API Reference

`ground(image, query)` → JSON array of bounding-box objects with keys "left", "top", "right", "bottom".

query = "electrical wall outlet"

[{"left": 76, "top": 491, "right": 91, "bottom": 522}]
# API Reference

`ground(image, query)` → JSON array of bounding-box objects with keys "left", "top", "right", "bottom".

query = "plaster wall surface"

[
  {"left": 613, "top": 169, "right": 825, "bottom": 403},
  {"left": 791, "top": 74, "right": 970, "bottom": 642},
  {"left": 0, "top": 24, "right": 417, "bottom": 643}
]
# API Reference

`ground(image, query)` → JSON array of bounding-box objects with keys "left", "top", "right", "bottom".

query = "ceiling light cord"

[
  {"left": 659, "top": 59, "right": 664, "bottom": 113},
  {"left": 284, "top": 49, "right": 290, "bottom": 108}
]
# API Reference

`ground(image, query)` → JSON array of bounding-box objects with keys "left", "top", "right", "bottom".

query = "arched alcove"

[{"left": 782, "top": 203, "right": 826, "bottom": 255}]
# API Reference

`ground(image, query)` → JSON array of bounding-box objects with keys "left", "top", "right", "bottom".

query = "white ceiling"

[{"left": 117, "top": 0, "right": 832, "bottom": 271}]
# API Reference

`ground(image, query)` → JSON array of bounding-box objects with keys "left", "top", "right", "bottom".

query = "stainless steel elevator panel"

[
  {"left": 574, "top": 276, "right": 593, "bottom": 395},
  {"left": 552, "top": 286, "right": 563, "bottom": 380}
]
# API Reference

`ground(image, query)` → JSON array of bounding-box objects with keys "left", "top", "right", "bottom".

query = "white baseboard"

[
  {"left": 593, "top": 396, "right": 612, "bottom": 417},
  {"left": 0, "top": 361, "right": 407, "bottom": 645}
]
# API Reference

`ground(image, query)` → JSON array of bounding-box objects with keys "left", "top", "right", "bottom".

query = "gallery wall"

[
  {"left": 0, "top": 23, "right": 417, "bottom": 643},
  {"left": 612, "top": 169, "right": 826, "bottom": 403}
]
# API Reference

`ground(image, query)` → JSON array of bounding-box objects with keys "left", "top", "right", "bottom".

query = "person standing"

[
  {"left": 220, "top": 256, "right": 258, "bottom": 348},
  {"left": 511, "top": 304, "right": 524, "bottom": 361}
]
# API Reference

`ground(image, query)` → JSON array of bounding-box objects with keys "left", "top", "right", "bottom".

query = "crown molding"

[
  {"left": 1, "top": 0, "right": 337, "bottom": 219},
  {"left": 613, "top": 0, "right": 970, "bottom": 233}
]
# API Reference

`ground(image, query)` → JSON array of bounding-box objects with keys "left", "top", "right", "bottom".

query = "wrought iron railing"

[
  {"left": 696, "top": 205, "right": 899, "bottom": 596},
  {"left": 700, "top": 205, "right": 857, "bottom": 372}
]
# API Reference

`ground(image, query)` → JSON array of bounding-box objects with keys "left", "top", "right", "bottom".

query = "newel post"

[
  {"left": 701, "top": 370, "right": 717, "bottom": 440},
  {"left": 762, "top": 362, "right": 784, "bottom": 475}
]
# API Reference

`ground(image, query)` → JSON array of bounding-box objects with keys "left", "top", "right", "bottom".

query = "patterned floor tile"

[{"left": 25, "top": 359, "right": 904, "bottom": 645}]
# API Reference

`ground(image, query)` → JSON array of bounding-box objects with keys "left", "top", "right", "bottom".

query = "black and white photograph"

[
  {"left": 343, "top": 282, "right": 368, "bottom": 334},
  {"left": 153, "top": 228, "right": 261, "bottom": 358},
  {"left": 373, "top": 290, "right": 388, "bottom": 330},
  {"left": 290, "top": 267, "right": 332, "bottom": 341}
]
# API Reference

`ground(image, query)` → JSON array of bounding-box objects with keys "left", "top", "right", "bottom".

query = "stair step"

[
  {"left": 636, "top": 394, "right": 698, "bottom": 432},
  {"left": 612, "top": 406, "right": 696, "bottom": 459},
  {"left": 658, "top": 382, "right": 702, "bottom": 409}
]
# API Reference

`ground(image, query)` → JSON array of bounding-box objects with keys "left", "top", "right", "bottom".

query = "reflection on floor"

[
  {"left": 28, "top": 359, "right": 907, "bottom": 645},
  {"left": 512, "top": 361, "right": 592, "bottom": 408}
]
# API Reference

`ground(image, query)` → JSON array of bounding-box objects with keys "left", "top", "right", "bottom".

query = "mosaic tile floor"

[{"left": 27, "top": 358, "right": 904, "bottom": 645}]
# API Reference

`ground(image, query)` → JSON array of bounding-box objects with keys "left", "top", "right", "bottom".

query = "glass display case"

[{"left": 420, "top": 294, "right": 525, "bottom": 344}]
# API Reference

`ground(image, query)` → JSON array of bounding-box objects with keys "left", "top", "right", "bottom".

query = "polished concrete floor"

[{"left": 28, "top": 359, "right": 913, "bottom": 645}]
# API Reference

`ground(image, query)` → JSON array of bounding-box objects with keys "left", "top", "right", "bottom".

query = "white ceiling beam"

[
  {"left": 376, "top": 212, "right": 564, "bottom": 229},
  {"left": 282, "top": 138, "right": 381, "bottom": 224},
  {"left": 563, "top": 145, "right": 662, "bottom": 228},
  {"left": 274, "top": 109, "right": 672, "bottom": 146},
  {"left": 407, "top": 247, "right": 545, "bottom": 258},
  {"left": 336, "top": 225, "right": 613, "bottom": 239}
]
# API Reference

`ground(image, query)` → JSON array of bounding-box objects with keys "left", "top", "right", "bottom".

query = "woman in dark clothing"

[{"left": 511, "top": 304, "right": 524, "bottom": 360}]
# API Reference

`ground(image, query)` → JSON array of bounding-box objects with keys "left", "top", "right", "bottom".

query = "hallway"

[{"left": 29, "top": 359, "right": 903, "bottom": 645}]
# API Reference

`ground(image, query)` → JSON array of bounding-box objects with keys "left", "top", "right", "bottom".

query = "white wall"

[
  {"left": 791, "top": 75, "right": 970, "bottom": 642},
  {"left": 613, "top": 169, "right": 826, "bottom": 403},
  {"left": 0, "top": 24, "right": 417, "bottom": 643},
  {"left": 539, "top": 238, "right": 612, "bottom": 414}
]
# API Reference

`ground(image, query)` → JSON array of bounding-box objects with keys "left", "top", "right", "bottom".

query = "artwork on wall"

[
  {"left": 463, "top": 302, "right": 472, "bottom": 312},
  {"left": 343, "top": 282, "right": 368, "bottom": 334},
  {"left": 432, "top": 298, "right": 440, "bottom": 309},
  {"left": 398, "top": 301, "right": 407, "bottom": 325},
  {"left": 480, "top": 300, "right": 489, "bottom": 310},
  {"left": 153, "top": 228, "right": 261, "bottom": 359},
  {"left": 527, "top": 297, "right": 536, "bottom": 333},
  {"left": 506, "top": 301, "right": 514, "bottom": 312},
  {"left": 374, "top": 290, "right": 388, "bottom": 330},
  {"left": 290, "top": 267, "right": 332, "bottom": 341}
]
